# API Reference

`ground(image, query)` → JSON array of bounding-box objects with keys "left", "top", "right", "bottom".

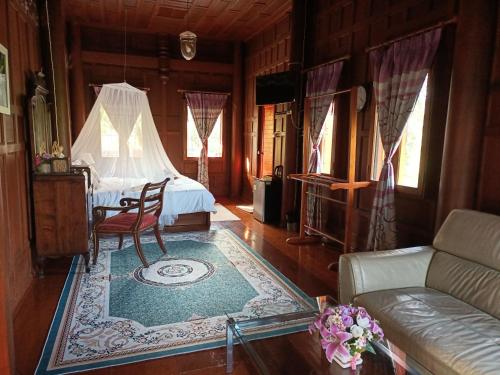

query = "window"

[
  {"left": 127, "top": 113, "right": 143, "bottom": 158},
  {"left": 397, "top": 76, "right": 427, "bottom": 187},
  {"left": 371, "top": 75, "right": 428, "bottom": 189},
  {"left": 100, "top": 106, "right": 144, "bottom": 158},
  {"left": 100, "top": 106, "right": 119, "bottom": 157},
  {"left": 186, "top": 106, "right": 223, "bottom": 158},
  {"left": 319, "top": 101, "right": 334, "bottom": 174}
]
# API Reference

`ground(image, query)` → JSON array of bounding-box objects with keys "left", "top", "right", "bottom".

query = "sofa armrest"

[{"left": 339, "top": 246, "right": 435, "bottom": 304}]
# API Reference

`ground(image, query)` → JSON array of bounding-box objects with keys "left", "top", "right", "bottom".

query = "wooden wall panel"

[
  {"left": 75, "top": 28, "right": 233, "bottom": 197},
  {"left": 0, "top": 0, "right": 41, "bottom": 371},
  {"left": 478, "top": 6, "right": 500, "bottom": 215},
  {"left": 243, "top": 14, "right": 291, "bottom": 200},
  {"left": 0, "top": 0, "right": 39, "bottom": 309},
  {"left": 305, "top": 0, "right": 459, "bottom": 249}
]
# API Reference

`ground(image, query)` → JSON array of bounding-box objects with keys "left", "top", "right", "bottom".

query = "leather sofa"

[{"left": 339, "top": 209, "right": 500, "bottom": 375}]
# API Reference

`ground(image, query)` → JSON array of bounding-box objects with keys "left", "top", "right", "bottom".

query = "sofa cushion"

[
  {"left": 427, "top": 251, "right": 500, "bottom": 319},
  {"left": 354, "top": 287, "right": 500, "bottom": 375},
  {"left": 433, "top": 209, "right": 500, "bottom": 271}
]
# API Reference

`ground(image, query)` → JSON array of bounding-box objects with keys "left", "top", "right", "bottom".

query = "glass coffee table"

[{"left": 226, "top": 296, "right": 426, "bottom": 374}]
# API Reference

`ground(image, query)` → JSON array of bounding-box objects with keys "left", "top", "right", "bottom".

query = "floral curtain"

[
  {"left": 305, "top": 61, "right": 343, "bottom": 232},
  {"left": 366, "top": 28, "right": 442, "bottom": 251},
  {"left": 185, "top": 92, "right": 227, "bottom": 189}
]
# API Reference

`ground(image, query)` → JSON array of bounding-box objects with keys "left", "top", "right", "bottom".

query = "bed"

[
  {"left": 91, "top": 176, "right": 215, "bottom": 232},
  {"left": 71, "top": 83, "right": 216, "bottom": 232}
]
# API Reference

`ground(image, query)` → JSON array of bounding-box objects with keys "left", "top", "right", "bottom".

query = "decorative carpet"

[
  {"left": 210, "top": 203, "right": 241, "bottom": 222},
  {"left": 36, "top": 229, "right": 314, "bottom": 374}
]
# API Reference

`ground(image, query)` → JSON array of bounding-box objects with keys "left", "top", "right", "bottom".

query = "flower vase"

[
  {"left": 38, "top": 163, "right": 51, "bottom": 174},
  {"left": 333, "top": 350, "right": 363, "bottom": 369}
]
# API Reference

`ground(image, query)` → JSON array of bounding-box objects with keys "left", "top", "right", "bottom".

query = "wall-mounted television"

[{"left": 255, "top": 71, "right": 297, "bottom": 106}]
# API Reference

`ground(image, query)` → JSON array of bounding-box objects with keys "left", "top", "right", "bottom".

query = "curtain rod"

[
  {"left": 302, "top": 54, "right": 350, "bottom": 74},
  {"left": 88, "top": 83, "right": 150, "bottom": 91},
  {"left": 177, "top": 89, "right": 231, "bottom": 96},
  {"left": 306, "top": 87, "right": 351, "bottom": 100},
  {"left": 366, "top": 17, "right": 458, "bottom": 53}
]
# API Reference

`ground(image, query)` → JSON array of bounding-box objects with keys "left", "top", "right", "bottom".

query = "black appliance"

[
  {"left": 253, "top": 166, "right": 282, "bottom": 223},
  {"left": 255, "top": 71, "right": 297, "bottom": 105}
]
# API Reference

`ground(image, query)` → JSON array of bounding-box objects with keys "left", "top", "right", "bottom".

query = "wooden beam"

[
  {"left": 344, "top": 87, "right": 358, "bottom": 252},
  {"left": 302, "top": 54, "right": 351, "bottom": 74},
  {"left": 230, "top": 42, "right": 243, "bottom": 198},
  {"left": 366, "top": 17, "right": 458, "bottom": 52},
  {"left": 177, "top": 89, "right": 231, "bottom": 96},
  {"left": 81, "top": 51, "right": 233, "bottom": 75},
  {"left": 436, "top": 1, "right": 496, "bottom": 228},
  {"left": 69, "top": 22, "right": 86, "bottom": 140}
]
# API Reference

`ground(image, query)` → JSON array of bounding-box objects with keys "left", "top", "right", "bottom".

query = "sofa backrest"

[{"left": 426, "top": 209, "right": 500, "bottom": 319}]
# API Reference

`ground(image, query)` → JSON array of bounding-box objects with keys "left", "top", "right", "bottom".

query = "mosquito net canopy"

[{"left": 72, "top": 82, "right": 181, "bottom": 189}]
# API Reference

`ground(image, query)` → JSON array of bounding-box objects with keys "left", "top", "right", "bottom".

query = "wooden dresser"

[{"left": 33, "top": 171, "right": 91, "bottom": 275}]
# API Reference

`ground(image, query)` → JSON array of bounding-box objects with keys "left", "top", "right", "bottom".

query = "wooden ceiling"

[{"left": 65, "top": 0, "right": 292, "bottom": 41}]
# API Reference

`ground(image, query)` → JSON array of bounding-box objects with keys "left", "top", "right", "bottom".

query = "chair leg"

[
  {"left": 154, "top": 225, "right": 167, "bottom": 254},
  {"left": 133, "top": 233, "right": 149, "bottom": 268},
  {"left": 93, "top": 231, "right": 100, "bottom": 265},
  {"left": 118, "top": 234, "right": 124, "bottom": 250}
]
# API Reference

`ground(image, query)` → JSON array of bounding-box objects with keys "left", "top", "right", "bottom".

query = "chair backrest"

[{"left": 134, "top": 176, "right": 170, "bottom": 229}]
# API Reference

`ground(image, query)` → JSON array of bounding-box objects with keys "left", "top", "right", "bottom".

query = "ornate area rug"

[{"left": 36, "top": 229, "right": 314, "bottom": 374}]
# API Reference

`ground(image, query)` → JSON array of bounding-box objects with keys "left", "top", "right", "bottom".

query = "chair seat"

[{"left": 97, "top": 213, "right": 157, "bottom": 232}]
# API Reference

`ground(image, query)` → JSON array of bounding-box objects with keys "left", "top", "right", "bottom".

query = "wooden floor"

[{"left": 14, "top": 199, "right": 341, "bottom": 375}]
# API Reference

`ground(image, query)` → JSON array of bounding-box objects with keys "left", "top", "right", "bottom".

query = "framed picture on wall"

[{"left": 0, "top": 43, "right": 11, "bottom": 115}]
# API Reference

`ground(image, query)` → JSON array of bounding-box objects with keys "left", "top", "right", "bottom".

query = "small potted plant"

[{"left": 309, "top": 304, "right": 384, "bottom": 369}]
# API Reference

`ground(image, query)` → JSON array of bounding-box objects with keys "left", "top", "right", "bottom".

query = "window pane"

[
  {"left": 100, "top": 106, "right": 119, "bottom": 157},
  {"left": 397, "top": 75, "right": 428, "bottom": 188},
  {"left": 186, "top": 106, "right": 223, "bottom": 158},
  {"left": 208, "top": 113, "right": 223, "bottom": 157},
  {"left": 128, "top": 113, "right": 143, "bottom": 158},
  {"left": 371, "top": 111, "right": 385, "bottom": 181},
  {"left": 319, "top": 101, "right": 334, "bottom": 174}
]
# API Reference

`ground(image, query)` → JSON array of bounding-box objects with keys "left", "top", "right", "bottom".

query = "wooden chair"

[{"left": 92, "top": 177, "right": 170, "bottom": 267}]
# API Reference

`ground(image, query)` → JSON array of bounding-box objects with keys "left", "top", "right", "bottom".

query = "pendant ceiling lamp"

[{"left": 179, "top": 0, "right": 196, "bottom": 60}]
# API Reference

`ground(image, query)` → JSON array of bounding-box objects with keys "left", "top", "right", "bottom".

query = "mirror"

[{"left": 28, "top": 71, "right": 53, "bottom": 171}]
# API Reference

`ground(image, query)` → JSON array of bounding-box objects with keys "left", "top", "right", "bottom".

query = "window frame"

[
  {"left": 368, "top": 73, "right": 433, "bottom": 197},
  {"left": 183, "top": 104, "right": 224, "bottom": 161}
]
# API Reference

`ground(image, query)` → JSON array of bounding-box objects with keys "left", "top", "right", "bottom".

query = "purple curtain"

[
  {"left": 185, "top": 92, "right": 227, "bottom": 189},
  {"left": 367, "top": 28, "right": 441, "bottom": 251},
  {"left": 305, "top": 61, "right": 343, "bottom": 233}
]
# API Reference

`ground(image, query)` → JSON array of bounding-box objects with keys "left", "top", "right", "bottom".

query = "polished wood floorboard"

[{"left": 14, "top": 199, "right": 341, "bottom": 375}]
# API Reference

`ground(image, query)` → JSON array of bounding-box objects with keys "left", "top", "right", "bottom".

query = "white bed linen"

[{"left": 92, "top": 176, "right": 215, "bottom": 226}]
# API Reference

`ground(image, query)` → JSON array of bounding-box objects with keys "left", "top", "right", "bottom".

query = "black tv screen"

[{"left": 255, "top": 71, "right": 296, "bottom": 105}]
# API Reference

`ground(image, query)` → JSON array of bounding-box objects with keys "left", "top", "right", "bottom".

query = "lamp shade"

[{"left": 179, "top": 30, "right": 197, "bottom": 60}]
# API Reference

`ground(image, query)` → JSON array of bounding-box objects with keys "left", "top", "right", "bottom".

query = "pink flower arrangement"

[
  {"left": 309, "top": 304, "right": 384, "bottom": 369},
  {"left": 34, "top": 152, "right": 52, "bottom": 167}
]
